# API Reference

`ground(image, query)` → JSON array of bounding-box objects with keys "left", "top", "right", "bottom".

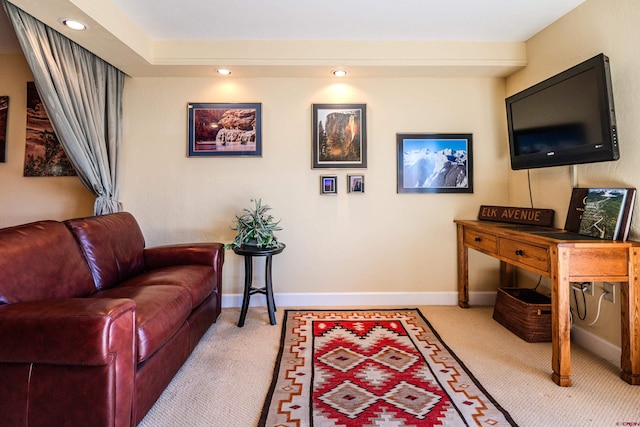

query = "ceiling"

[{"left": 2, "top": 0, "right": 586, "bottom": 78}]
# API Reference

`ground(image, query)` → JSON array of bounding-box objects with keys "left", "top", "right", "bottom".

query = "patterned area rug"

[{"left": 259, "top": 309, "right": 517, "bottom": 426}]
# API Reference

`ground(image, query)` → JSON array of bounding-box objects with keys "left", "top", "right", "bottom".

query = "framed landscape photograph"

[
  {"left": 396, "top": 133, "right": 473, "bottom": 193},
  {"left": 320, "top": 175, "right": 338, "bottom": 195},
  {"left": 188, "top": 103, "right": 261, "bottom": 157},
  {"left": 347, "top": 174, "right": 365, "bottom": 193},
  {"left": 24, "top": 83, "right": 76, "bottom": 176},
  {"left": 312, "top": 103, "right": 366, "bottom": 168}
]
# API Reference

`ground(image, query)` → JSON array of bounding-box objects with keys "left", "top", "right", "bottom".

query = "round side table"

[{"left": 232, "top": 243, "right": 285, "bottom": 327}]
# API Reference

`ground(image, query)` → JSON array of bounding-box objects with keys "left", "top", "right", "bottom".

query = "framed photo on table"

[
  {"left": 312, "top": 103, "right": 367, "bottom": 168},
  {"left": 396, "top": 133, "right": 473, "bottom": 193},
  {"left": 187, "top": 103, "right": 262, "bottom": 157}
]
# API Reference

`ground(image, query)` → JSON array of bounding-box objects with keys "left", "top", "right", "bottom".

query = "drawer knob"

[
  {"left": 515, "top": 249, "right": 524, "bottom": 256},
  {"left": 474, "top": 237, "right": 482, "bottom": 242}
]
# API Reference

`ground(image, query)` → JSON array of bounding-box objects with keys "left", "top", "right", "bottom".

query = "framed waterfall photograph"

[
  {"left": 312, "top": 103, "right": 367, "bottom": 168},
  {"left": 396, "top": 133, "right": 473, "bottom": 194},
  {"left": 187, "top": 102, "right": 262, "bottom": 157}
]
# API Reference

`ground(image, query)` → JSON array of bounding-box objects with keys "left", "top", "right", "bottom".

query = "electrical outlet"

[
  {"left": 603, "top": 282, "right": 616, "bottom": 303},
  {"left": 582, "top": 282, "right": 594, "bottom": 296}
]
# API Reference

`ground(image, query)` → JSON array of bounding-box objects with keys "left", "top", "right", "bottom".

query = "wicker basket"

[{"left": 492, "top": 287, "right": 552, "bottom": 343}]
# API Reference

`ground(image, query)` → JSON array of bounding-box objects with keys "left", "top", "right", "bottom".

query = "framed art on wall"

[
  {"left": 320, "top": 175, "right": 338, "bottom": 195},
  {"left": 347, "top": 174, "right": 365, "bottom": 193},
  {"left": 188, "top": 103, "right": 262, "bottom": 157},
  {"left": 24, "top": 83, "right": 76, "bottom": 176},
  {"left": 0, "top": 96, "right": 7, "bottom": 163},
  {"left": 312, "top": 103, "right": 367, "bottom": 168},
  {"left": 396, "top": 133, "right": 473, "bottom": 193}
]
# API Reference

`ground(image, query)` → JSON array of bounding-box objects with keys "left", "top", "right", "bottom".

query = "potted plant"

[{"left": 226, "top": 198, "right": 282, "bottom": 249}]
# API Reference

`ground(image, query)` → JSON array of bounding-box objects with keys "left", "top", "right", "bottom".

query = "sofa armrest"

[
  {"left": 144, "top": 242, "right": 224, "bottom": 270},
  {"left": 0, "top": 298, "right": 135, "bottom": 366}
]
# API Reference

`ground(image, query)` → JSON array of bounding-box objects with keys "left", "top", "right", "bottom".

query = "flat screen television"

[{"left": 506, "top": 53, "right": 618, "bottom": 170}]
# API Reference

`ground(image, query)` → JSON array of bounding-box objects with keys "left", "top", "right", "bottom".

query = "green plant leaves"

[{"left": 228, "top": 199, "right": 282, "bottom": 249}]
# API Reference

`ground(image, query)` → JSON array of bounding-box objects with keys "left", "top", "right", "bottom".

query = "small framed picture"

[
  {"left": 187, "top": 102, "right": 262, "bottom": 157},
  {"left": 347, "top": 174, "right": 365, "bottom": 193},
  {"left": 320, "top": 175, "right": 338, "bottom": 195},
  {"left": 0, "top": 95, "right": 8, "bottom": 163},
  {"left": 312, "top": 103, "right": 367, "bottom": 169},
  {"left": 396, "top": 133, "right": 473, "bottom": 193}
]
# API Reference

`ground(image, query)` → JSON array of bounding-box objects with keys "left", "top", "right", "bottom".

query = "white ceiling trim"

[{"left": 3, "top": 0, "right": 585, "bottom": 78}]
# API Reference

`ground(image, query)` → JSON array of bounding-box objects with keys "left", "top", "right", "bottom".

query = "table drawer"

[
  {"left": 464, "top": 229, "right": 498, "bottom": 254},
  {"left": 499, "top": 238, "right": 549, "bottom": 272}
]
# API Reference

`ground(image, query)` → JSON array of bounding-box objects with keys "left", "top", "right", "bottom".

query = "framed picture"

[
  {"left": 188, "top": 103, "right": 261, "bottom": 157},
  {"left": 347, "top": 174, "right": 365, "bottom": 193},
  {"left": 312, "top": 103, "right": 366, "bottom": 168},
  {"left": 0, "top": 96, "right": 7, "bottom": 163},
  {"left": 24, "top": 83, "right": 75, "bottom": 176},
  {"left": 320, "top": 175, "right": 338, "bottom": 195},
  {"left": 396, "top": 133, "right": 473, "bottom": 193}
]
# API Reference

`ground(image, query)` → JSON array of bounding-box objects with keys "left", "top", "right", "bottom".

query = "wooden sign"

[{"left": 478, "top": 205, "right": 555, "bottom": 227}]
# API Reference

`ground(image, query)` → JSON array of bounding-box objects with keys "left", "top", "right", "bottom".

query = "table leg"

[
  {"left": 551, "top": 246, "right": 572, "bottom": 386},
  {"left": 500, "top": 261, "right": 516, "bottom": 287},
  {"left": 457, "top": 224, "right": 470, "bottom": 308},
  {"left": 238, "top": 256, "right": 253, "bottom": 327},
  {"left": 621, "top": 247, "right": 640, "bottom": 384},
  {"left": 265, "top": 255, "right": 277, "bottom": 325}
]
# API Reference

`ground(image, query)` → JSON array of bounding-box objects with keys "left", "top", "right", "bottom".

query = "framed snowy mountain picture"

[{"left": 396, "top": 133, "right": 473, "bottom": 193}]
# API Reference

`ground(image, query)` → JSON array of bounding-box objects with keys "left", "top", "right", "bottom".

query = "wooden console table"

[{"left": 455, "top": 219, "right": 640, "bottom": 387}]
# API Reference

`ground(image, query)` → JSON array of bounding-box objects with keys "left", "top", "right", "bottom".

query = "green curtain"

[{"left": 3, "top": 1, "right": 124, "bottom": 215}]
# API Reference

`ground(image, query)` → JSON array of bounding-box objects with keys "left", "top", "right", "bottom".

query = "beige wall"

[
  {"left": 120, "top": 76, "right": 510, "bottom": 298},
  {"left": 0, "top": 0, "right": 632, "bottom": 356},
  {"left": 0, "top": 54, "right": 94, "bottom": 226},
  {"left": 0, "top": 51, "right": 510, "bottom": 303},
  {"left": 506, "top": 0, "right": 640, "bottom": 346}
]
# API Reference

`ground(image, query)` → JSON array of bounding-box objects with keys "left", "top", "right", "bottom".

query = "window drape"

[{"left": 3, "top": 1, "right": 124, "bottom": 215}]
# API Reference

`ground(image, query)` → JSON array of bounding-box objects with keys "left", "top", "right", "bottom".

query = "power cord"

[
  {"left": 571, "top": 283, "right": 588, "bottom": 321},
  {"left": 527, "top": 169, "right": 534, "bottom": 208},
  {"left": 532, "top": 275, "right": 543, "bottom": 292},
  {"left": 570, "top": 282, "right": 609, "bottom": 325},
  {"left": 586, "top": 291, "right": 608, "bottom": 326}
]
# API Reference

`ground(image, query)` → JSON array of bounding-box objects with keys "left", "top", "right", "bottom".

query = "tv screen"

[{"left": 506, "top": 53, "right": 618, "bottom": 170}]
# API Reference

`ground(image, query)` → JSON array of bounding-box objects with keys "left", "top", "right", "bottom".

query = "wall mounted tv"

[{"left": 506, "top": 53, "right": 618, "bottom": 170}]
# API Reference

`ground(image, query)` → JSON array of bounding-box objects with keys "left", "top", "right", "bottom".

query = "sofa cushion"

[
  {"left": 65, "top": 212, "right": 146, "bottom": 291},
  {"left": 120, "top": 265, "right": 216, "bottom": 308},
  {"left": 90, "top": 285, "right": 191, "bottom": 362},
  {"left": 0, "top": 221, "right": 95, "bottom": 304},
  {"left": 0, "top": 298, "right": 135, "bottom": 365}
]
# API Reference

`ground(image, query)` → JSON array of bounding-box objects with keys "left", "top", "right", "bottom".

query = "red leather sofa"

[{"left": 0, "top": 212, "right": 224, "bottom": 426}]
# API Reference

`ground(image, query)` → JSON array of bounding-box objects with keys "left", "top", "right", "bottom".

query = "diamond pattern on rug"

[
  {"left": 318, "top": 380, "right": 378, "bottom": 418},
  {"left": 370, "top": 346, "right": 419, "bottom": 372},
  {"left": 259, "top": 309, "right": 518, "bottom": 427},
  {"left": 318, "top": 346, "right": 367, "bottom": 372},
  {"left": 383, "top": 380, "right": 441, "bottom": 418}
]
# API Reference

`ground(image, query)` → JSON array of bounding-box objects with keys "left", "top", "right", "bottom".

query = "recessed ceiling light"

[
  {"left": 216, "top": 69, "right": 231, "bottom": 76},
  {"left": 59, "top": 19, "right": 87, "bottom": 31},
  {"left": 332, "top": 69, "right": 347, "bottom": 77}
]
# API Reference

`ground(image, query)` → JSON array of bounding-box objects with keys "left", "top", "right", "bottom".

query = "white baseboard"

[
  {"left": 221, "top": 291, "right": 497, "bottom": 309},
  {"left": 222, "top": 292, "right": 621, "bottom": 367},
  {"left": 571, "top": 325, "right": 621, "bottom": 368},
  {"left": 222, "top": 291, "right": 621, "bottom": 367}
]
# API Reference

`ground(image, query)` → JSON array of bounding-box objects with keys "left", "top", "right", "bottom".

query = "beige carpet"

[{"left": 139, "top": 306, "right": 640, "bottom": 426}]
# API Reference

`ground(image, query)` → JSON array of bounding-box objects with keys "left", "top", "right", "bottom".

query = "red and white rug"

[{"left": 259, "top": 309, "right": 517, "bottom": 427}]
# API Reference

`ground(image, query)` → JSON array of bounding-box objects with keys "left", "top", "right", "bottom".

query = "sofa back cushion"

[
  {"left": 65, "top": 212, "right": 146, "bottom": 291},
  {"left": 0, "top": 221, "right": 95, "bottom": 304}
]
